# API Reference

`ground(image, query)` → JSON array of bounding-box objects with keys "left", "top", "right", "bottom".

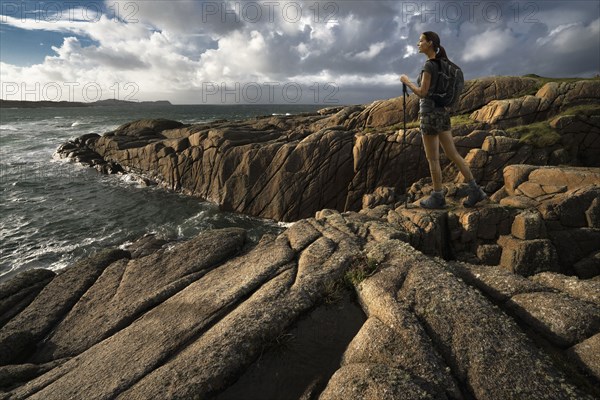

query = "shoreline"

[{"left": 1, "top": 74, "right": 599, "bottom": 398}]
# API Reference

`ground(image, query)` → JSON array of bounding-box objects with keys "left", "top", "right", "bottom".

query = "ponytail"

[
  {"left": 423, "top": 31, "right": 450, "bottom": 60},
  {"left": 436, "top": 45, "right": 448, "bottom": 60}
]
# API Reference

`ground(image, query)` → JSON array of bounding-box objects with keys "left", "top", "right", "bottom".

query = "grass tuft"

[
  {"left": 344, "top": 255, "right": 380, "bottom": 287},
  {"left": 508, "top": 121, "right": 561, "bottom": 148}
]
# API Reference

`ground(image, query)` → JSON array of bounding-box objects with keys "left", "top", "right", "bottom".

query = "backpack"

[{"left": 428, "top": 58, "right": 464, "bottom": 107}]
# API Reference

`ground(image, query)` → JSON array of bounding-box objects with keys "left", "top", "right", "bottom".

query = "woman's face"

[{"left": 418, "top": 34, "right": 431, "bottom": 53}]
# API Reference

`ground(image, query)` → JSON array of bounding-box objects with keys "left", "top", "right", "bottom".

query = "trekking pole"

[{"left": 402, "top": 83, "right": 408, "bottom": 208}]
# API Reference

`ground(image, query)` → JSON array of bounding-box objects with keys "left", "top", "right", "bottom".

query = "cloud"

[
  {"left": 461, "top": 28, "right": 517, "bottom": 62},
  {"left": 353, "top": 41, "right": 386, "bottom": 60},
  {"left": 0, "top": 1, "right": 599, "bottom": 104}
]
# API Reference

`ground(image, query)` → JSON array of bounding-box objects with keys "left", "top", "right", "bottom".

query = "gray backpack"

[{"left": 429, "top": 58, "right": 464, "bottom": 107}]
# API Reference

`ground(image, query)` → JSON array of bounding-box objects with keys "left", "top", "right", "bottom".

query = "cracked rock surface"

[{"left": 1, "top": 211, "right": 599, "bottom": 399}]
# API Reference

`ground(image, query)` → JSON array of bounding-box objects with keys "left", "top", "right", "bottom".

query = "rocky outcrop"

[
  {"left": 361, "top": 164, "right": 600, "bottom": 278},
  {"left": 328, "top": 76, "right": 540, "bottom": 130},
  {"left": 471, "top": 81, "right": 600, "bottom": 127},
  {"left": 56, "top": 78, "right": 598, "bottom": 223},
  {"left": 2, "top": 211, "right": 598, "bottom": 399},
  {"left": 25, "top": 76, "right": 597, "bottom": 398}
]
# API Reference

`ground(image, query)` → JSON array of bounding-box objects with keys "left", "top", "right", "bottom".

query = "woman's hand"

[{"left": 399, "top": 74, "right": 410, "bottom": 85}]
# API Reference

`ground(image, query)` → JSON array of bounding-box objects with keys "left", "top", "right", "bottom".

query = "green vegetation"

[
  {"left": 557, "top": 104, "right": 600, "bottom": 117},
  {"left": 451, "top": 113, "right": 475, "bottom": 127},
  {"left": 505, "top": 99, "right": 599, "bottom": 148},
  {"left": 344, "top": 256, "right": 380, "bottom": 287},
  {"left": 520, "top": 74, "right": 600, "bottom": 95},
  {"left": 508, "top": 121, "right": 561, "bottom": 148}
]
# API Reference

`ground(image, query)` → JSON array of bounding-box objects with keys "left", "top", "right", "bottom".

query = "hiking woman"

[{"left": 399, "top": 31, "right": 486, "bottom": 209}]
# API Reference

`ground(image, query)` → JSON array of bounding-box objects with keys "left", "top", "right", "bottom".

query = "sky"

[{"left": 1, "top": 0, "right": 599, "bottom": 104}]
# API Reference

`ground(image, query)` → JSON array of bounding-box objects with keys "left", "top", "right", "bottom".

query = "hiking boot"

[
  {"left": 420, "top": 191, "right": 446, "bottom": 209},
  {"left": 463, "top": 185, "right": 487, "bottom": 208}
]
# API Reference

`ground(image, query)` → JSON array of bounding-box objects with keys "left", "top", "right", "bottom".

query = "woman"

[{"left": 400, "top": 31, "right": 486, "bottom": 209}]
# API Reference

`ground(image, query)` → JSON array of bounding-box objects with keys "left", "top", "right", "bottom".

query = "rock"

[
  {"left": 549, "top": 229, "right": 600, "bottom": 273},
  {"left": 390, "top": 207, "right": 450, "bottom": 258},
  {"left": 0, "top": 269, "right": 55, "bottom": 328},
  {"left": 551, "top": 112, "right": 600, "bottom": 167},
  {"left": 447, "top": 261, "right": 552, "bottom": 302},
  {"left": 568, "top": 333, "right": 600, "bottom": 381},
  {"left": 123, "top": 233, "right": 169, "bottom": 259},
  {"left": 6, "top": 216, "right": 363, "bottom": 400},
  {"left": 500, "top": 194, "right": 539, "bottom": 208},
  {"left": 511, "top": 210, "right": 546, "bottom": 240},
  {"left": 476, "top": 244, "right": 503, "bottom": 265},
  {"left": 529, "top": 167, "right": 600, "bottom": 193},
  {"left": 507, "top": 292, "right": 600, "bottom": 347},
  {"left": 471, "top": 81, "right": 600, "bottom": 127},
  {"left": 531, "top": 272, "right": 600, "bottom": 306},
  {"left": 573, "top": 250, "right": 600, "bottom": 279},
  {"left": 464, "top": 148, "right": 488, "bottom": 169},
  {"left": 362, "top": 186, "right": 397, "bottom": 209},
  {"left": 31, "top": 229, "right": 247, "bottom": 363},
  {"left": 471, "top": 95, "right": 550, "bottom": 126},
  {"left": 113, "top": 119, "right": 185, "bottom": 136},
  {"left": 4, "top": 209, "right": 600, "bottom": 399},
  {"left": 0, "top": 249, "right": 130, "bottom": 365},
  {"left": 396, "top": 245, "right": 592, "bottom": 399},
  {"left": 320, "top": 363, "right": 447, "bottom": 400},
  {"left": 456, "top": 77, "right": 540, "bottom": 116},
  {"left": 499, "top": 236, "right": 560, "bottom": 276},
  {"left": 503, "top": 165, "right": 539, "bottom": 195},
  {"left": 353, "top": 252, "right": 462, "bottom": 399},
  {"left": 585, "top": 197, "right": 600, "bottom": 228},
  {"left": 0, "top": 359, "right": 66, "bottom": 391}
]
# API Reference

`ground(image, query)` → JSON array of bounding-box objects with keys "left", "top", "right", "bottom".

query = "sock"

[
  {"left": 432, "top": 189, "right": 443, "bottom": 197},
  {"left": 467, "top": 179, "right": 478, "bottom": 189}
]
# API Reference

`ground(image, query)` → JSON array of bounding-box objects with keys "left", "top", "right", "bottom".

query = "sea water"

[{"left": 0, "top": 104, "right": 323, "bottom": 282}]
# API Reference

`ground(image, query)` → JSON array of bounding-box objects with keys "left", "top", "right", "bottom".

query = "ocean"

[{"left": 0, "top": 104, "right": 325, "bottom": 283}]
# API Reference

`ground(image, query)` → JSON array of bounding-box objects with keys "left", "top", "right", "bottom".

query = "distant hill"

[{"left": 0, "top": 99, "right": 172, "bottom": 108}]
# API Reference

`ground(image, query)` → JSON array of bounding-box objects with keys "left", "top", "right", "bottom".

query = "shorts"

[{"left": 419, "top": 108, "right": 451, "bottom": 135}]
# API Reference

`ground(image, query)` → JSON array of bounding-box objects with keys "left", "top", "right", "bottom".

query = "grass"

[
  {"left": 344, "top": 255, "right": 380, "bottom": 287},
  {"left": 507, "top": 121, "right": 561, "bottom": 148},
  {"left": 505, "top": 96, "right": 599, "bottom": 148},
  {"left": 519, "top": 74, "right": 600, "bottom": 96},
  {"left": 557, "top": 104, "right": 600, "bottom": 117},
  {"left": 451, "top": 113, "right": 475, "bottom": 127}
]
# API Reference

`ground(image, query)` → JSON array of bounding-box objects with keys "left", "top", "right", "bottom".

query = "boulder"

[
  {"left": 447, "top": 261, "right": 552, "bottom": 302},
  {"left": 0, "top": 269, "right": 55, "bottom": 328},
  {"left": 568, "top": 333, "right": 600, "bottom": 381},
  {"left": 471, "top": 81, "right": 600, "bottom": 127},
  {"left": 531, "top": 272, "right": 600, "bottom": 306},
  {"left": 548, "top": 229, "right": 600, "bottom": 273},
  {"left": 507, "top": 292, "right": 600, "bottom": 347},
  {"left": 499, "top": 236, "right": 560, "bottom": 276},
  {"left": 0, "top": 249, "right": 129, "bottom": 365},
  {"left": 573, "top": 250, "right": 600, "bottom": 279},
  {"left": 511, "top": 210, "right": 546, "bottom": 240}
]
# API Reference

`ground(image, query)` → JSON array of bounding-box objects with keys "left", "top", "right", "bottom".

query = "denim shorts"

[{"left": 419, "top": 98, "right": 451, "bottom": 135}]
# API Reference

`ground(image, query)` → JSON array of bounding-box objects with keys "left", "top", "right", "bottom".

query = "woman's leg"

[
  {"left": 422, "top": 133, "right": 443, "bottom": 191},
  {"left": 438, "top": 130, "right": 487, "bottom": 207},
  {"left": 438, "top": 130, "right": 473, "bottom": 182}
]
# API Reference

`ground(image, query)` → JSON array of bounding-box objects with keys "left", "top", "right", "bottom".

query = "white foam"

[
  {"left": 277, "top": 221, "right": 295, "bottom": 228},
  {"left": 0, "top": 125, "right": 18, "bottom": 131}
]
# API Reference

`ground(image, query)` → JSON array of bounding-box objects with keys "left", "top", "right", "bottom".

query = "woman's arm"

[{"left": 400, "top": 72, "right": 431, "bottom": 98}]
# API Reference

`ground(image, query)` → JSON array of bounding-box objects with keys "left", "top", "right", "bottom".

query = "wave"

[{"left": 0, "top": 124, "right": 18, "bottom": 131}]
